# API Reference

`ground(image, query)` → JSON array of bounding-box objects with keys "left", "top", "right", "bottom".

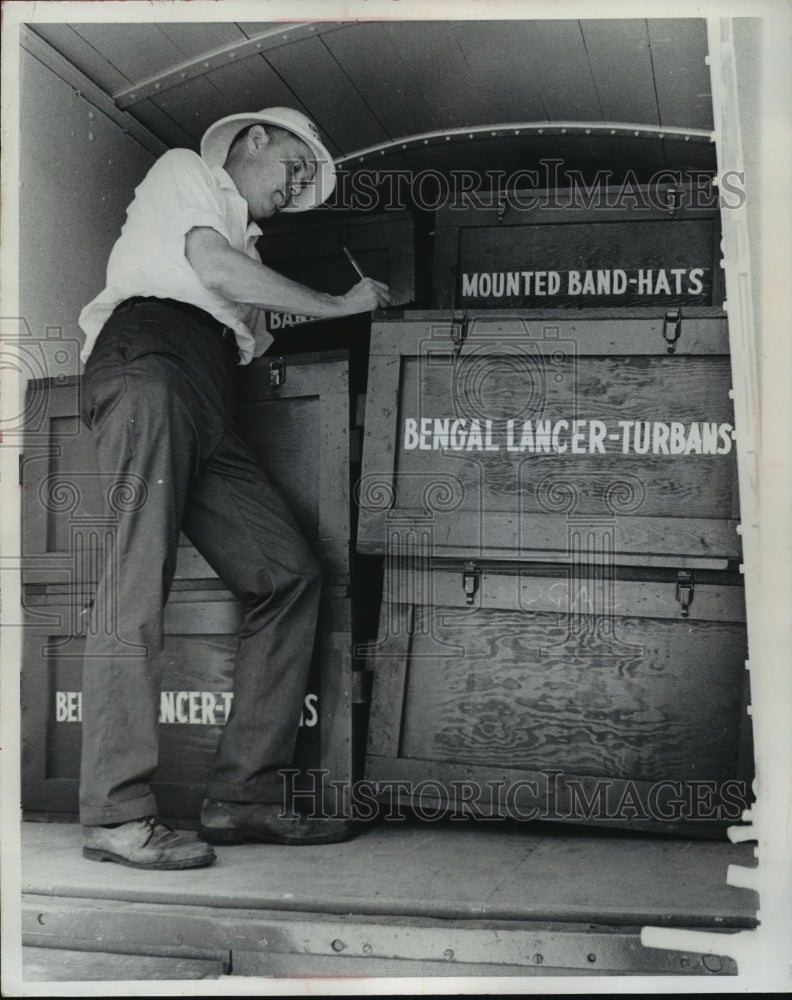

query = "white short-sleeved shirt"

[{"left": 79, "top": 148, "right": 273, "bottom": 365}]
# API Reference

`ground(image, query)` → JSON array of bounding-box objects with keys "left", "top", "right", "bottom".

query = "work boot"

[
  {"left": 83, "top": 816, "right": 217, "bottom": 869},
  {"left": 198, "top": 799, "right": 360, "bottom": 846}
]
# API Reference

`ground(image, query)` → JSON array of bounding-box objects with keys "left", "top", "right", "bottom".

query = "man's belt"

[{"left": 111, "top": 296, "right": 239, "bottom": 359}]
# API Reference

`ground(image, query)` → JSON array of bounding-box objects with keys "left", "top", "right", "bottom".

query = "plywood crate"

[
  {"left": 431, "top": 183, "right": 724, "bottom": 311},
  {"left": 21, "top": 353, "right": 356, "bottom": 820},
  {"left": 357, "top": 311, "right": 751, "bottom": 833},
  {"left": 21, "top": 588, "right": 351, "bottom": 821},
  {"left": 363, "top": 560, "right": 752, "bottom": 835},
  {"left": 237, "top": 351, "right": 353, "bottom": 583},
  {"left": 358, "top": 312, "right": 740, "bottom": 566}
]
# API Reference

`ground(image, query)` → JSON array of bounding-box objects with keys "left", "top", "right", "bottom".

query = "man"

[{"left": 77, "top": 108, "right": 390, "bottom": 870}]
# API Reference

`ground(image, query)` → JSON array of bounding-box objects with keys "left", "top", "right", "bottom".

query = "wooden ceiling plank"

[
  {"left": 26, "top": 23, "right": 133, "bottom": 95},
  {"left": 156, "top": 22, "right": 250, "bottom": 60},
  {"left": 581, "top": 19, "right": 660, "bottom": 126},
  {"left": 321, "top": 22, "right": 440, "bottom": 139},
  {"left": 205, "top": 55, "right": 309, "bottom": 116},
  {"left": 451, "top": 21, "right": 551, "bottom": 123},
  {"left": 214, "top": 52, "right": 317, "bottom": 119},
  {"left": 203, "top": 59, "right": 268, "bottom": 111},
  {"left": 509, "top": 20, "right": 603, "bottom": 121},
  {"left": 264, "top": 35, "right": 389, "bottom": 153},
  {"left": 151, "top": 75, "right": 242, "bottom": 142},
  {"left": 647, "top": 18, "right": 713, "bottom": 130},
  {"left": 202, "top": 55, "right": 342, "bottom": 155},
  {"left": 131, "top": 97, "right": 201, "bottom": 151},
  {"left": 70, "top": 24, "right": 189, "bottom": 85},
  {"left": 113, "top": 24, "right": 327, "bottom": 111},
  {"left": 380, "top": 21, "right": 494, "bottom": 128}
]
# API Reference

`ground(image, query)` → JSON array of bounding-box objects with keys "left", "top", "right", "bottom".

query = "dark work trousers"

[{"left": 78, "top": 299, "right": 321, "bottom": 826}]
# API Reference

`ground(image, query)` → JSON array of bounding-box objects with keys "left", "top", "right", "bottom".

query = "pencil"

[{"left": 342, "top": 246, "right": 366, "bottom": 280}]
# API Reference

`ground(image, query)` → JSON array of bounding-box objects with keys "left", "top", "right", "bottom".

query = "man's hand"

[
  {"left": 337, "top": 278, "right": 392, "bottom": 315},
  {"left": 185, "top": 226, "right": 391, "bottom": 320}
]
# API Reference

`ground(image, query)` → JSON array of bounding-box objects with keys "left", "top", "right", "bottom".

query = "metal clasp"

[
  {"left": 451, "top": 312, "right": 469, "bottom": 358},
  {"left": 676, "top": 570, "right": 694, "bottom": 618},
  {"left": 462, "top": 561, "right": 481, "bottom": 605},
  {"left": 665, "top": 187, "right": 683, "bottom": 214},
  {"left": 269, "top": 357, "right": 286, "bottom": 388},
  {"left": 663, "top": 309, "right": 682, "bottom": 354}
]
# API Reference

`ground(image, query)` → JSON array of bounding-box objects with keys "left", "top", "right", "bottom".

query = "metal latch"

[
  {"left": 665, "top": 187, "right": 683, "bottom": 213},
  {"left": 676, "top": 570, "right": 694, "bottom": 618},
  {"left": 269, "top": 357, "right": 286, "bottom": 387},
  {"left": 462, "top": 561, "right": 481, "bottom": 605},
  {"left": 451, "top": 312, "right": 469, "bottom": 357},
  {"left": 663, "top": 309, "right": 682, "bottom": 354}
]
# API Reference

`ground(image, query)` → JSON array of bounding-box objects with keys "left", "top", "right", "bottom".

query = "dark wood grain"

[
  {"left": 399, "top": 607, "right": 746, "bottom": 783},
  {"left": 502, "top": 19, "right": 603, "bottom": 121},
  {"left": 431, "top": 184, "right": 721, "bottom": 311},
  {"left": 648, "top": 18, "right": 714, "bottom": 130},
  {"left": 455, "top": 220, "right": 716, "bottom": 308},
  {"left": 388, "top": 354, "right": 735, "bottom": 520},
  {"left": 240, "top": 395, "right": 320, "bottom": 536},
  {"left": 151, "top": 76, "right": 239, "bottom": 141},
  {"left": 580, "top": 20, "right": 659, "bottom": 124},
  {"left": 363, "top": 603, "right": 414, "bottom": 758},
  {"left": 322, "top": 22, "right": 441, "bottom": 138},
  {"left": 265, "top": 34, "right": 388, "bottom": 153}
]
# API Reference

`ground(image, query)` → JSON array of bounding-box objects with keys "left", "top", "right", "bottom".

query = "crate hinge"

[
  {"left": 462, "top": 561, "right": 481, "bottom": 605},
  {"left": 676, "top": 570, "right": 694, "bottom": 617},
  {"left": 268, "top": 356, "right": 286, "bottom": 387},
  {"left": 663, "top": 309, "right": 682, "bottom": 354}
]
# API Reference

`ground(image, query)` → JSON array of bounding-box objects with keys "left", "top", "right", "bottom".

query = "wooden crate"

[
  {"left": 21, "top": 375, "right": 237, "bottom": 598},
  {"left": 431, "top": 183, "right": 724, "bottom": 311},
  {"left": 236, "top": 351, "right": 353, "bottom": 582},
  {"left": 23, "top": 352, "right": 353, "bottom": 589},
  {"left": 357, "top": 311, "right": 740, "bottom": 568},
  {"left": 363, "top": 561, "right": 752, "bottom": 835},
  {"left": 21, "top": 353, "right": 357, "bottom": 819},
  {"left": 357, "top": 309, "right": 751, "bottom": 833},
  {"left": 21, "top": 588, "right": 350, "bottom": 821}
]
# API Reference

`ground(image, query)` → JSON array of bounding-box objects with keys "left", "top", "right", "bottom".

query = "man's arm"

[{"left": 185, "top": 226, "right": 391, "bottom": 317}]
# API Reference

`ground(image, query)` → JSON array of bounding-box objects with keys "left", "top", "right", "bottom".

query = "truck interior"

[{"left": 9, "top": 11, "right": 778, "bottom": 988}]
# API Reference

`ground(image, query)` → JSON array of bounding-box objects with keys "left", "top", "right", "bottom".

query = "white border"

[{"left": 2, "top": 0, "right": 790, "bottom": 995}]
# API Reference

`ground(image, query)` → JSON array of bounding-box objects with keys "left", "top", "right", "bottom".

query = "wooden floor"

[{"left": 15, "top": 816, "right": 758, "bottom": 983}]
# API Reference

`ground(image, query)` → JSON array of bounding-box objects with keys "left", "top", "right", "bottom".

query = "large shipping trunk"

[
  {"left": 358, "top": 310, "right": 751, "bottom": 834},
  {"left": 21, "top": 352, "right": 356, "bottom": 821}
]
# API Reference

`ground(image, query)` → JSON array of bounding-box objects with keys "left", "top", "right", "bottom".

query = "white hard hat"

[{"left": 200, "top": 107, "right": 336, "bottom": 212}]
